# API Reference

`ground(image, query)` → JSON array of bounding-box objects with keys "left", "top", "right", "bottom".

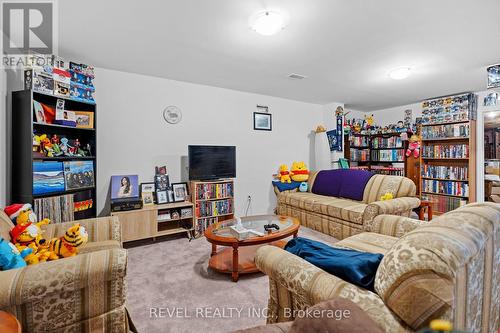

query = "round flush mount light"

[
  {"left": 250, "top": 11, "right": 285, "bottom": 36},
  {"left": 389, "top": 67, "right": 412, "bottom": 80}
]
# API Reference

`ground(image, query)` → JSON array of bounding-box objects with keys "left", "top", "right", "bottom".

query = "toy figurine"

[
  {"left": 50, "top": 134, "right": 63, "bottom": 156},
  {"left": 406, "top": 134, "right": 421, "bottom": 158},
  {"left": 60, "top": 137, "right": 72, "bottom": 156}
]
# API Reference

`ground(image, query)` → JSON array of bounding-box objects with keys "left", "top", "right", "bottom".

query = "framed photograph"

[
  {"left": 171, "top": 210, "right": 180, "bottom": 219},
  {"left": 154, "top": 174, "right": 170, "bottom": 192},
  {"left": 64, "top": 161, "right": 95, "bottom": 190},
  {"left": 253, "top": 112, "right": 272, "bottom": 131},
  {"left": 111, "top": 175, "right": 139, "bottom": 200},
  {"left": 155, "top": 165, "right": 167, "bottom": 175},
  {"left": 171, "top": 182, "right": 189, "bottom": 202},
  {"left": 140, "top": 182, "right": 155, "bottom": 193},
  {"left": 167, "top": 190, "right": 174, "bottom": 202},
  {"left": 180, "top": 208, "right": 193, "bottom": 218},
  {"left": 487, "top": 64, "right": 500, "bottom": 89},
  {"left": 142, "top": 192, "right": 154, "bottom": 206},
  {"left": 156, "top": 190, "right": 168, "bottom": 204},
  {"left": 74, "top": 111, "right": 94, "bottom": 129}
]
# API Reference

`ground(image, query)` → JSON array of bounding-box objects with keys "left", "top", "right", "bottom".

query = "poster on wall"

[{"left": 327, "top": 129, "right": 341, "bottom": 151}]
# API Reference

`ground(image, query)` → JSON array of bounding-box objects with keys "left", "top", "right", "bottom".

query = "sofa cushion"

[
  {"left": 362, "top": 174, "right": 416, "bottom": 203},
  {"left": 336, "top": 232, "right": 398, "bottom": 255},
  {"left": 279, "top": 192, "right": 367, "bottom": 225},
  {"left": 79, "top": 240, "right": 122, "bottom": 254},
  {"left": 312, "top": 169, "right": 373, "bottom": 201}
]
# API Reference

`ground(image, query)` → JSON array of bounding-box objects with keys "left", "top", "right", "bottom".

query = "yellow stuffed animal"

[
  {"left": 380, "top": 192, "right": 394, "bottom": 201},
  {"left": 290, "top": 161, "right": 310, "bottom": 182},
  {"left": 277, "top": 164, "right": 292, "bottom": 183},
  {"left": 49, "top": 224, "right": 88, "bottom": 258}
]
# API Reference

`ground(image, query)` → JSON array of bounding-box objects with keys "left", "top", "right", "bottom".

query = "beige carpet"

[{"left": 126, "top": 227, "right": 337, "bottom": 333}]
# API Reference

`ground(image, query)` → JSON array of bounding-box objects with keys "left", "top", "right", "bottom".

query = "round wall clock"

[{"left": 163, "top": 106, "right": 182, "bottom": 124}]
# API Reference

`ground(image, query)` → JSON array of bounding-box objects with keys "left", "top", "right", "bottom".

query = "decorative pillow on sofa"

[
  {"left": 285, "top": 237, "right": 383, "bottom": 291},
  {"left": 311, "top": 169, "right": 373, "bottom": 201}
]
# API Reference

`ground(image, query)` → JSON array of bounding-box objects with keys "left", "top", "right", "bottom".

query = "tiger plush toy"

[{"left": 49, "top": 224, "right": 88, "bottom": 258}]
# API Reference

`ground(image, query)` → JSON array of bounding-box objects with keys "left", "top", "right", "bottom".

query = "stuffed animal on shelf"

[
  {"left": 49, "top": 224, "right": 88, "bottom": 258},
  {"left": 276, "top": 164, "right": 292, "bottom": 183},
  {"left": 406, "top": 134, "right": 421, "bottom": 158},
  {"left": 380, "top": 192, "right": 394, "bottom": 201},
  {"left": 299, "top": 182, "right": 308, "bottom": 192},
  {"left": 290, "top": 161, "right": 310, "bottom": 182},
  {"left": 0, "top": 237, "right": 32, "bottom": 270}
]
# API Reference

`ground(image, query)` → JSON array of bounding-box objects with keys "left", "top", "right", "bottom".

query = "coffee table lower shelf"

[{"left": 208, "top": 240, "right": 287, "bottom": 282}]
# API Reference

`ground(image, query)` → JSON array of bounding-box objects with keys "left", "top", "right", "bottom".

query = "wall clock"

[{"left": 163, "top": 106, "right": 182, "bottom": 124}]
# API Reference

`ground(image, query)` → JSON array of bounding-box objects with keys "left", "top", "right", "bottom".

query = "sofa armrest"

[
  {"left": 273, "top": 186, "right": 298, "bottom": 197},
  {"left": 0, "top": 248, "right": 127, "bottom": 308},
  {"left": 363, "top": 197, "right": 420, "bottom": 231},
  {"left": 369, "top": 214, "right": 426, "bottom": 237},
  {"left": 254, "top": 246, "right": 408, "bottom": 332},
  {"left": 42, "top": 215, "right": 122, "bottom": 243}
]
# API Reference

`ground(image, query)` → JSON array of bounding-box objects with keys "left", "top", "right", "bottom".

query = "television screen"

[{"left": 188, "top": 145, "right": 236, "bottom": 180}]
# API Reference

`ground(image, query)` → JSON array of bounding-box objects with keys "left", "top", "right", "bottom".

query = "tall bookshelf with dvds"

[
  {"left": 190, "top": 180, "right": 234, "bottom": 238},
  {"left": 420, "top": 92, "right": 477, "bottom": 215},
  {"left": 345, "top": 133, "right": 408, "bottom": 177},
  {"left": 10, "top": 90, "right": 97, "bottom": 222}
]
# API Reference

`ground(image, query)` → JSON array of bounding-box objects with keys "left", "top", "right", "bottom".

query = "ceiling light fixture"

[
  {"left": 389, "top": 67, "right": 412, "bottom": 80},
  {"left": 250, "top": 11, "right": 285, "bottom": 36}
]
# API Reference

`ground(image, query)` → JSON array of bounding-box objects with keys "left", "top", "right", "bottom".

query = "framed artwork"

[
  {"left": 140, "top": 182, "right": 155, "bottom": 193},
  {"left": 33, "top": 162, "right": 65, "bottom": 195},
  {"left": 487, "top": 64, "right": 500, "bottom": 89},
  {"left": 74, "top": 111, "right": 94, "bottom": 129},
  {"left": 142, "top": 192, "right": 154, "bottom": 206},
  {"left": 156, "top": 190, "right": 168, "bottom": 204},
  {"left": 111, "top": 175, "right": 139, "bottom": 200},
  {"left": 253, "top": 112, "right": 272, "bottom": 131},
  {"left": 64, "top": 161, "right": 95, "bottom": 190},
  {"left": 167, "top": 190, "right": 174, "bottom": 202},
  {"left": 171, "top": 182, "right": 189, "bottom": 202}
]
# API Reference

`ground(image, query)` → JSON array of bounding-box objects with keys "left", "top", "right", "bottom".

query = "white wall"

[{"left": 94, "top": 68, "right": 327, "bottom": 216}]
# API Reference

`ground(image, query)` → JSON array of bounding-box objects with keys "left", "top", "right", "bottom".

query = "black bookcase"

[{"left": 11, "top": 90, "right": 97, "bottom": 220}]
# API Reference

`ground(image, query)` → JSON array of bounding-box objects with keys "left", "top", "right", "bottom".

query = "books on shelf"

[
  {"left": 195, "top": 217, "right": 217, "bottom": 235},
  {"left": 33, "top": 194, "right": 74, "bottom": 223},
  {"left": 422, "top": 144, "right": 469, "bottom": 159},
  {"left": 195, "top": 199, "right": 233, "bottom": 218},
  {"left": 349, "top": 136, "right": 369, "bottom": 147},
  {"left": 350, "top": 148, "right": 369, "bottom": 162},
  {"left": 371, "top": 136, "right": 403, "bottom": 148},
  {"left": 423, "top": 193, "right": 467, "bottom": 213},
  {"left": 370, "top": 149, "right": 404, "bottom": 162},
  {"left": 422, "top": 123, "right": 469, "bottom": 139},
  {"left": 370, "top": 166, "right": 405, "bottom": 176},
  {"left": 422, "top": 179, "right": 469, "bottom": 197},
  {"left": 422, "top": 165, "right": 468, "bottom": 180},
  {"left": 195, "top": 182, "right": 233, "bottom": 200}
]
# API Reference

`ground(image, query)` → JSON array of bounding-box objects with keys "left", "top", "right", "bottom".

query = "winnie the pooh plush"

[
  {"left": 277, "top": 164, "right": 292, "bottom": 183},
  {"left": 290, "top": 161, "right": 310, "bottom": 182},
  {"left": 49, "top": 224, "right": 88, "bottom": 258}
]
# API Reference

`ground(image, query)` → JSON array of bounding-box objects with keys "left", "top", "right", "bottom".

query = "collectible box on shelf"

[
  {"left": 421, "top": 93, "right": 476, "bottom": 124},
  {"left": 24, "top": 66, "right": 54, "bottom": 94}
]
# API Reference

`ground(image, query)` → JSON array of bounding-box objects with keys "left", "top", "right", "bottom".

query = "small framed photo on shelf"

[
  {"left": 141, "top": 192, "right": 154, "bottom": 206},
  {"left": 180, "top": 208, "right": 192, "bottom": 218},
  {"left": 171, "top": 182, "right": 189, "bottom": 202},
  {"left": 156, "top": 190, "right": 168, "bottom": 204},
  {"left": 140, "top": 182, "right": 155, "bottom": 194},
  {"left": 253, "top": 112, "right": 272, "bottom": 131},
  {"left": 167, "top": 190, "right": 174, "bottom": 202},
  {"left": 75, "top": 111, "right": 94, "bottom": 129}
]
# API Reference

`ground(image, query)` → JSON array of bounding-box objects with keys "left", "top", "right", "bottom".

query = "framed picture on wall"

[{"left": 253, "top": 112, "right": 272, "bottom": 131}]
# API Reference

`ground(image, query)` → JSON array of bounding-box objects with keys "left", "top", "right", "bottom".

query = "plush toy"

[
  {"left": 380, "top": 192, "right": 394, "bottom": 201},
  {"left": 49, "top": 224, "right": 88, "bottom": 258},
  {"left": 290, "top": 161, "right": 310, "bottom": 182},
  {"left": 33, "top": 134, "right": 46, "bottom": 153},
  {"left": 406, "top": 134, "right": 420, "bottom": 158},
  {"left": 299, "top": 182, "right": 308, "bottom": 192},
  {"left": 364, "top": 114, "right": 374, "bottom": 130},
  {"left": 15, "top": 243, "right": 41, "bottom": 265},
  {"left": 276, "top": 164, "right": 292, "bottom": 183},
  {"left": 0, "top": 237, "right": 32, "bottom": 270}
]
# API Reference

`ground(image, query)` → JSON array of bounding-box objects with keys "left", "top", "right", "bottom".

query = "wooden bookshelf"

[
  {"left": 11, "top": 90, "right": 97, "bottom": 221},
  {"left": 190, "top": 179, "right": 235, "bottom": 238},
  {"left": 111, "top": 202, "right": 194, "bottom": 242},
  {"left": 419, "top": 92, "right": 477, "bottom": 215}
]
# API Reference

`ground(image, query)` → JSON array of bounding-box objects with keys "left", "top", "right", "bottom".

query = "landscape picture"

[
  {"left": 33, "top": 162, "right": 65, "bottom": 195},
  {"left": 64, "top": 161, "right": 95, "bottom": 190}
]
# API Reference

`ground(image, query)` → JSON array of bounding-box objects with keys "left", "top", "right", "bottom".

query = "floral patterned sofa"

[
  {"left": 255, "top": 203, "right": 500, "bottom": 333},
  {"left": 0, "top": 211, "right": 135, "bottom": 333},
  {"left": 275, "top": 170, "right": 420, "bottom": 240}
]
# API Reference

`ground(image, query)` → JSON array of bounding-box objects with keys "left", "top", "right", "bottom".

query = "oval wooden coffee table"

[{"left": 204, "top": 215, "right": 299, "bottom": 282}]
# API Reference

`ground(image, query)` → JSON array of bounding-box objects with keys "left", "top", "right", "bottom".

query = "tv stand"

[{"left": 190, "top": 179, "right": 235, "bottom": 238}]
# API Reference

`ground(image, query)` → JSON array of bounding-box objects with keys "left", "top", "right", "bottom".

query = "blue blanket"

[
  {"left": 285, "top": 237, "right": 383, "bottom": 291},
  {"left": 272, "top": 180, "right": 302, "bottom": 192}
]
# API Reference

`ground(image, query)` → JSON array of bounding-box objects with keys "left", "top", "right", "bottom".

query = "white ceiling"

[{"left": 59, "top": 0, "right": 500, "bottom": 111}]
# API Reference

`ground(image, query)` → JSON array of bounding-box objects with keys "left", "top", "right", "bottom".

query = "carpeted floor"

[{"left": 126, "top": 227, "right": 337, "bottom": 333}]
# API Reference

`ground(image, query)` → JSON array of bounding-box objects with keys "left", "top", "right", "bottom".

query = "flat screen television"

[{"left": 188, "top": 145, "right": 236, "bottom": 180}]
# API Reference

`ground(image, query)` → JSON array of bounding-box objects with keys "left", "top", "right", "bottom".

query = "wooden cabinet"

[{"left": 111, "top": 202, "right": 194, "bottom": 242}]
